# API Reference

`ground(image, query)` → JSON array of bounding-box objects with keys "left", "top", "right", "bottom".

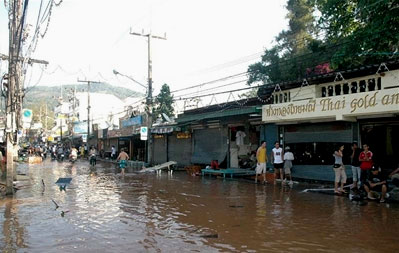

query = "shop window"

[
  {"left": 321, "top": 87, "right": 327, "bottom": 97},
  {"left": 359, "top": 80, "right": 366, "bottom": 92},
  {"left": 368, "top": 78, "right": 376, "bottom": 91},
  {"left": 334, "top": 84, "right": 342, "bottom": 96},
  {"left": 287, "top": 142, "right": 352, "bottom": 165},
  {"left": 327, "top": 85, "right": 334, "bottom": 96},
  {"left": 342, "top": 83, "right": 349, "bottom": 94},
  {"left": 279, "top": 93, "right": 283, "bottom": 103},
  {"left": 351, "top": 81, "right": 358, "bottom": 93},
  {"left": 284, "top": 92, "right": 288, "bottom": 102},
  {"left": 275, "top": 95, "right": 278, "bottom": 104}
]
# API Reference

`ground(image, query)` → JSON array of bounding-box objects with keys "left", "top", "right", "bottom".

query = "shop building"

[{"left": 260, "top": 63, "right": 399, "bottom": 181}]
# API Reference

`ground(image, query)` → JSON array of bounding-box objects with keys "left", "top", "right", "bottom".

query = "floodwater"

[{"left": 1, "top": 160, "right": 399, "bottom": 252}]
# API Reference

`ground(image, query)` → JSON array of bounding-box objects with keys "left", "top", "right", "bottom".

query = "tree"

[
  {"left": 153, "top": 84, "right": 174, "bottom": 121},
  {"left": 249, "top": 0, "right": 399, "bottom": 89},
  {"left": 248, "top": 0, "right": 321, "bottom": 86},
  {"left": 313, "top": 0, "right": 399, "bottom": 69}
]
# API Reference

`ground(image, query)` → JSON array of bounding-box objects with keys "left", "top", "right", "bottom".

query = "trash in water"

[{"left": 200, "top": 234, "right": 219, "bottom": 239}]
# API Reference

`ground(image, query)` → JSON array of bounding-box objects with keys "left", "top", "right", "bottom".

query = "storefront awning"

[
  {"left": 151, "top": 126, "right": 181, "bottom": 134},
  {"left": 177, "top": 106, "right": 259, "bottom": 123}
]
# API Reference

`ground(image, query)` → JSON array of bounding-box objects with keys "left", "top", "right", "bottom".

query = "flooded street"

[{"left": 1, "top": 160, "right": 399, "bottom": 252}]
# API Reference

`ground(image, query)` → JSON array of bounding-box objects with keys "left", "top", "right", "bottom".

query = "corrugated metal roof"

[{"left": 177, "top": 106, "right": 259, "bottom": 123}]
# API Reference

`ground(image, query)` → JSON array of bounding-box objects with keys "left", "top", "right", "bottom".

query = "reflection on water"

[{"left": 1, "top": 160, "right": 399, "bottom": 252}]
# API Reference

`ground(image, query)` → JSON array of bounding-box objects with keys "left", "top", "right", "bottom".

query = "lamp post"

[{"left": 113, "top": 69, "right": 150, "bottom": 162}]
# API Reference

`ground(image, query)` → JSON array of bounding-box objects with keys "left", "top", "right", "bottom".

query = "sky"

[{"left": 0, "top": 0, "right": 288, "bottom": 111}]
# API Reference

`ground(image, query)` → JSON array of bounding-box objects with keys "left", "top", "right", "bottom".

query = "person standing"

[
  {"left": 111, "top": 145, "right": 116, "bottom": 160},
  {"left": 271, "top": 141, "right": 284, "bottom": 184},
  {"left": 351, "top": 142, "right": 362, "bottom": 189},
  {"left": 283, "top": 146, "right": 294, "bottom": 185},
  {"left": 359, "top": 144, "right": 373, "bottom": 185},
  {"left": 116, "top": 148, "right": 129, "bottom": 176},
  {"left": 333, "top": 145, "right": 347, "bottom": 194},
  {"left": 255, "top": 141, "right": 267, "bottom": 184}
]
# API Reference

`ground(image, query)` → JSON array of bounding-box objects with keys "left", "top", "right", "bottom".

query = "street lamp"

[{"left": 112, "top": 69, "right": 147, "bottom": 90}]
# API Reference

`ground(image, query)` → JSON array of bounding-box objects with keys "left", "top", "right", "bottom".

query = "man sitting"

[{"left": 364, "top": 166, "right": 388, "bottom": 203}]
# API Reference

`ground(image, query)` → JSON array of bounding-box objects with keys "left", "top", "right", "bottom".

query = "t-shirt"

[
  {"left": 257, "top": 147, "right": 267, "bottom": 163},
  {"left": 359, "top": 151, "right": 373, "bottom": 170},
  {"left": 351, "top": 148, "right": 362, "bottom": 167},
  {"left": 367, "top": 171, "right": 386, "bottom": 184},
  {"left": 272, "top": 147, "right": 283, "bottom": 164},
  {"left": 235, "top": 131, "right": 246, "bottom": 146},
  {"left": 284, "top": 152, "right": 294, "bottom": 161},
  {"left": 333, "top": 152, "right": 343, "bottom": 165}
]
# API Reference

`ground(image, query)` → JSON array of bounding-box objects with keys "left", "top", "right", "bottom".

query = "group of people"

[
  {"left": 254, "top": 140, "right": 399, "bottom": 203},
  {"left": 333, "top": 142, "right": 397, "bottom": 203},
  {"left": 255, "top": 141, "right": 294, "bottom": 185}
]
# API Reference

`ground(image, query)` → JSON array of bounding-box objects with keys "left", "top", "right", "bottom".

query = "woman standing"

[{"left": 333, "top": 145, "right": 347, "bottom": 194}]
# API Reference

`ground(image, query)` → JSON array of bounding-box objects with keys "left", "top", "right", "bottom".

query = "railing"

[{"left": 320, "top": 77, "right": 382, "bottom": 98}]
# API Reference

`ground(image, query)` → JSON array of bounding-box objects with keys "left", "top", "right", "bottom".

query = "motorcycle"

[
  {"left": 69, "top": 155, "right": 77, "bottom": 163},
  {"left": 89, "top": 154, "right": 96, "bottom": 166},
  {"left": 57, "top": 153, "right": 65, "bottom": 161}
]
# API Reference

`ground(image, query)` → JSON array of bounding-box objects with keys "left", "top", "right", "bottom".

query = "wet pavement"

[{"left": 1, "top": 160, "right": 399, "bottom": 252}]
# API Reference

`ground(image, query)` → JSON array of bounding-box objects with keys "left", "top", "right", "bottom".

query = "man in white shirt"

[{"left": 271, "top": 141, "right": 284, "bottom": 184}]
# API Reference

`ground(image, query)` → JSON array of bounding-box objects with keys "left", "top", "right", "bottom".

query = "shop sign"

[
  {"left": 98, "top": 130, "right": 103, "bottom": 139},
  {"left": 140, "top": 127, "right": 148, "bottom": 140},
  {"left": 108, "top": 126, "right": 135, "bottom": 138},
  {"left": 82, "top": 134, "right": 88, "bottom": 143},
  {"left": 73, "top": 122, "right": 88, "bottom": 134},
  {"left": 177, "top": 132, "right": 191, "bottom": 139},
  {"left": 121, "top": 115, "right": 142, "bottom": 128},
  {"left": 154, "top": 134, "right": 164, "bottom": 139},
  {"left": 262, "top": 89, "right": 399, "bottom": 123}
]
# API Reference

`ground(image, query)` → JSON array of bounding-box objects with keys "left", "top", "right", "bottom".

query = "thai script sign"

[{"left": 262, "top": 89, "right": 399, "bottom": 123}]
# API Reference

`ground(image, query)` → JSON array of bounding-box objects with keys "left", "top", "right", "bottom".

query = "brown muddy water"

[{"left": 1, "top": 160, "right": 399, "bottom": 252}]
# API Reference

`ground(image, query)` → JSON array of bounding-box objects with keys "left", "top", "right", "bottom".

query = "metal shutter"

[
  {"left": 153, "top": 137, "right": 167, "bottom": 164},
  {"left": 191, "top": 128, "right": 228, "bottom": 164},
  {"left": 168, "top": 134, "right": 192, "bottom": 167}
]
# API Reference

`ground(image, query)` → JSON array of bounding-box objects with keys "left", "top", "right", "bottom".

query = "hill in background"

[{"left": 24, "top": 83, "right": 143, "bottom": 110}]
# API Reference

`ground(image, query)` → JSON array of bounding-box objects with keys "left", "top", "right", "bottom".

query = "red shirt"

[{"left": 359, "top": 151, "right": 373, "bottom": 170}]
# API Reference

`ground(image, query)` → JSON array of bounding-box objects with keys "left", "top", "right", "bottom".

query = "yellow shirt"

[{"left": 257, "top": 147, "right": 267, "bottom": 163}]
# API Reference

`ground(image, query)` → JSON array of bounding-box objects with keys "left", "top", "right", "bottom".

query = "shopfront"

[{"left": 261, "top": 70, "right": 399, "bottom": 181}]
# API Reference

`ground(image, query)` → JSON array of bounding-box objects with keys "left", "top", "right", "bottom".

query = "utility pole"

[
  {"left": 5, "top": 0, "right": 23, "bottom": 195},
  {"left": 130, "top": 29, "right": 166, "bottom": 165},
  {"left": 3, "top": 0, "right": 49, "bottom": 195},
  {"left": 77, "top": 80, "right": 101, "bottom": 144}
]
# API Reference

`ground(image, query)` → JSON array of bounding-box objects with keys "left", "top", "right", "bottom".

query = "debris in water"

[
  {"left": 200, "top": 234, "right": 219, "bottom": 239},
  {"left": 229, "top": 205, "right": 244, "bottom": 208},
  {"left": 52, "top": 199, "right": 60, "bottom": 210}
]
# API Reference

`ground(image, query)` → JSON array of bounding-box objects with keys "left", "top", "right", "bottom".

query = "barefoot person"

[
  {"left": 116, "top": 148, "right": 129, "bottom": 175},
  {"left": 333, "top": 145, "right": 347, "bottom": 194},
  {"left": 271, "top": 141, "right": 284, "bottom": 184},
  {"left": 255, "top": 141, "right": 267, "bottom": 184}
]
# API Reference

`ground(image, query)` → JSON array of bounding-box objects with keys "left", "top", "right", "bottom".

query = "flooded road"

[{"left": 1, "top": 160, "right": 399, "bottom": 252}]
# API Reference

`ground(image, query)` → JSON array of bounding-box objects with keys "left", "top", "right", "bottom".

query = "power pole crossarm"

[
  {"left": 77, "top": 79, "right": 101, "bottom": 143},
  {"left": 0, "top": 53, "right": 49, "bottom": 65}
]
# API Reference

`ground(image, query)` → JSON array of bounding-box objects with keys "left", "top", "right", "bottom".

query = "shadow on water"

[{"left": 1, "top": 160, "right": 399, "bottom": 252}]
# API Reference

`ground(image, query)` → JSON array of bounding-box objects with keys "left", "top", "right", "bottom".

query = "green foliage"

[
  {"left": 153, "top": 84, "right": 174, "bottom": 121},
  {"left": 314, "top": 0, "right": 399, "bottom": 69},
  {"left": 248, "top": 0, "right": 320, "bottom": 85},
  {"left": 248, "top": 0, "right": 399, "bottom": 87}
]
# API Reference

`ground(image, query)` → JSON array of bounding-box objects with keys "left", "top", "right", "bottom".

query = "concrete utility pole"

[
  {"left": 130, "top": 29, "right": 166, "bottom": 165},
  {"left": 77, "top": 80, "right": 101, "bottom": 143},
  {"left": 3, "top": 0, "right": 49, "bottom": 195}
]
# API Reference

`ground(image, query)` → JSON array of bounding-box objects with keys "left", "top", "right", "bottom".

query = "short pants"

[
  {"left": 256, "top": 163, "right": 266, "bottom": 174},
  {"left": 274, "top": 163, "right": 284, "bottom": 169}
]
